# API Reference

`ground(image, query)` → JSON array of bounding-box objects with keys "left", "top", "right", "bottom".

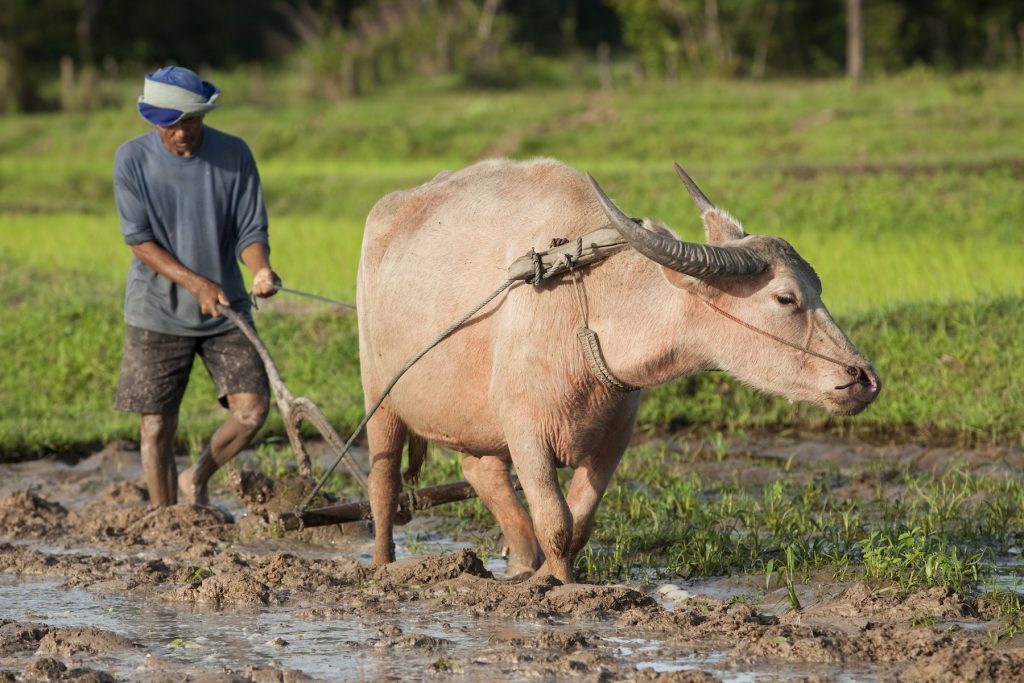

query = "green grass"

[
  {"left": 569, "top": 441, "right": 1022, "bottom": 597},
  {"left": 1, "top": 71, "right": 1023, "bottom": 457}
]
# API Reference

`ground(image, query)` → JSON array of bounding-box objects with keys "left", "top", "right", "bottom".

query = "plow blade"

[{"left": 273, "top": 479, "right": 483, "bottom": 531}]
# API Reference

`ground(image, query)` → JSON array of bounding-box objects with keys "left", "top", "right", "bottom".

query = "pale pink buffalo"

[{"left": 357, "top": 158, "right": 880, "bottom": 583}]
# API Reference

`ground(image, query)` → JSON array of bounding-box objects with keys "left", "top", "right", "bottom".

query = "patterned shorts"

[{"left": 114, "top": 324, "right": 269, "bottom": 414}]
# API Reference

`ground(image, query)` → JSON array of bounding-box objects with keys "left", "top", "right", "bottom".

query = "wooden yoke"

[{"left": 506, "top": 226, "right": 629, "bottom": 283}]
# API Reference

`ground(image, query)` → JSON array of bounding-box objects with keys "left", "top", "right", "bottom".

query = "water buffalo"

[{"left": 357, "top": 157, "right": 880, "bottom": 583}]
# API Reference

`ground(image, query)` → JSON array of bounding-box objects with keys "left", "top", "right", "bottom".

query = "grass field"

[{"left": 1, "top": 70, "right": 1022, "bottom": 458}]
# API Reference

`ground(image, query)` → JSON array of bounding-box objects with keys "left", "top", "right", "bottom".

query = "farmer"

[{"left": 113, "top": 65, "right": 279, "bottom": 507}]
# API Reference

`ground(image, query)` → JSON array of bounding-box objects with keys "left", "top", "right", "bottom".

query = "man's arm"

[
  {"left": 130, "top": 241, "right": 229, "bottom": 317},
  {"left": 240, "top": 242, "right": 280, "bottom": 298}
]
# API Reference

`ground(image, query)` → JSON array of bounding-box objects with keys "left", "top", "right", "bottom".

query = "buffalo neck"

[{"left": 583, "top": 251, "right": 719, "bottom": 389}]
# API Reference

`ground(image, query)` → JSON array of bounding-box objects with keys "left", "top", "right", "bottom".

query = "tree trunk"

[
  {"left": 704, "top": 0, "right": 723, "bottom": 66},
  {"left": 75, "top": 0, "right": 101, "bottom": 66},
  {"left": 1018, "top": 23, "right": 1024, "bottom": 71},
  {"left": 478, "top": 0, "right": 501, "bottom": 42},
  {"left": 0, "top": 39, "right": 28, "bottom": 113},
  {"left": 752, "top": 0, "right": 778, "bottom": 79},
  {"left": 248, "top": 61, "right": 265, "bottom": 104},
  {"left": 846, "top": 0, "right": 864, "bottom": 85},
  {"left": 60, "top": 56, "right": 76, "bottom": 111},
  {"left": 597, "top": 42, "right": 613, "bottom": 91}
]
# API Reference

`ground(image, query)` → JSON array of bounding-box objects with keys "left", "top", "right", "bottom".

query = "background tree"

[
  {"left": 847, "top": 0, "right": 863, "bottom": 84},
  {"left": 4, "top": 0, "right": 1024, "bottom": 113}
]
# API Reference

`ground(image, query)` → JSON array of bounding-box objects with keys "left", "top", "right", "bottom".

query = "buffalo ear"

[{"left": 703, "top": 208, "right": 747, "bottom": 245}]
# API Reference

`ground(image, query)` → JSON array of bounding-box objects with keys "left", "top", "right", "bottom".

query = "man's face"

[{"left": 157, "top": 115, "right": 204, "bottom": 157}]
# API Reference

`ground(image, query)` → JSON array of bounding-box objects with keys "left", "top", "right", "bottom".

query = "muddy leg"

[
  {"left": 462, "top": 455, "right": 542, "bottom": 577},
  {"left": 367, "top": 409, "right": 407, "bottom": 566},
  {"left": 511, "top": 446, "right": 573, "bottom": 583},
  {"left": 564, "top": 451, "right": 626, "bottom": 564},
  {"left": 178, "top": 392, "right": 269, "bottom": 506},
  {"left": 565, "top": 403, "right": 637, "bottom": 566},
  {"left": 140, "top": 413, "right": 179, "bottom": 507}
]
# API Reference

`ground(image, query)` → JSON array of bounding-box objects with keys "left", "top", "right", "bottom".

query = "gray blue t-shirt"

[{"left": 114, "top": 126, "right": 269, "bottom": 336}]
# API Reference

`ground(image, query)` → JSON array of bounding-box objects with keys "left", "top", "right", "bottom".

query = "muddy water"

[{"left": 2, "top": 437, "right": 1023, "bottom": 682}]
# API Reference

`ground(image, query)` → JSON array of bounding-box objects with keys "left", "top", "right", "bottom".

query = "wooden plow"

[{"left": 217, "top": 305, "right": 488, "bottom": 530}]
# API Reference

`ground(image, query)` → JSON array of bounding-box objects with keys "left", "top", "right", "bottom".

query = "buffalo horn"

[
  {"left": 673, "top": 161, "right": 715, "bottom": 214},
  {"left": 586, "top": 173, "right": 768, "bottom": 279}
]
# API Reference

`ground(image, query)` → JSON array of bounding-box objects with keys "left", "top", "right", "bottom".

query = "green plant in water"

[
  {"left": 859, "top": 526, "right": 987, "bottom": 597},
  {"left": 783, "top": 545, "right": 802, "bottom": 611},
  {"left": 403, "top": 532, "right": 427, "bottom": 556},
  {"left": 186, "top": 566, "right": 214, "bottom": 583},
  {"left": 430, "top": 656, "right": 464, "bottom": 674}
]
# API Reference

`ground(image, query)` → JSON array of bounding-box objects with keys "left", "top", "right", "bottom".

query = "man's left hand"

[{"left": 252, "top": 268, "right": 281, "bottom": 298}]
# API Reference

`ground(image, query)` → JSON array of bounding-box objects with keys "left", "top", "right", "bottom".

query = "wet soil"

[{"left": 1, "top": 436, "right": 1023, "bottom": 681}]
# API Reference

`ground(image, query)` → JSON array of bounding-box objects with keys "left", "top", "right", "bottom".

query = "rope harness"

[{"left": 554, "top": 237, "right": 640, "bottom": 394}]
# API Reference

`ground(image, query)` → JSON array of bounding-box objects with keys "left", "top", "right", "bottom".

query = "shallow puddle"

[
  {"left": 1, "top": 574, "right": 485, "bottom": 680},
  {"left": 0, "top": 568, "right": 893, "bottom": 681}
]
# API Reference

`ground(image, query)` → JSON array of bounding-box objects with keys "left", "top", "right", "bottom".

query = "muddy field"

[{"left": 1, "top": 436, "right": 1023, "bottom": 682}]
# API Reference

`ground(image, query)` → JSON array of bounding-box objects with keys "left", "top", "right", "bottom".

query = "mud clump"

[
  {"left": 899, "top": 639, "right": 1024, "bottom": 682},
  {"left": 36, "top": 627, "right": 138, "bottom": 657},
  {"left": 794, "top": 583, "right": 968, "bottom": 625},
  {"left": 373, "top": 547, "right": 492, "bottom": 588},
  {"left": 174, "top": 572, "right": 276, "bottom": 607},
  {"left": 227, "top": 470, "right": 315, "bottom": 519},
  {"left": 544, "top": 582, "right": 657, "bottom": 616},
  {"left": 23, "top": 656, "right": 115, "bottom": 682},
  {"left": 0, "top": 491, "right": 67, "bottom": 539},
  {"left": 0, "top": 621, "right": 49, "bottom": 656},
  {"left": 228, "top": 469, "right": 277, "bottom": 511}
]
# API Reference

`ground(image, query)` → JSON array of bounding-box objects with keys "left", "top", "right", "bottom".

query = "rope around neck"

[{"left": 566, "top": 258, "right": 640, "bottom": 393}]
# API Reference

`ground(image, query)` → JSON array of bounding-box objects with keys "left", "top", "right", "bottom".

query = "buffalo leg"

[
  {"left": 462, "top": 454, "right": 542, "bottom": 577},
  {"left": 367, "top": 407, "right": 407, "bottom": 566},
  {"left": 510, "top": 444, "right": 573, "bottom": 583},
  {"left": 565, "top": 402, "right": 638, "bottom": 565}
]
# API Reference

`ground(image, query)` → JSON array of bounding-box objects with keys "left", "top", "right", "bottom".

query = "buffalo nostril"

[{"left": 836, "top": 365, "right": 875, "bottom": 392}]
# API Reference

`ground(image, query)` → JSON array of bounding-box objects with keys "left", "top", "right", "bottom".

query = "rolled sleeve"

[
  {"left": 123, "top": 228, "right": 156, "bottom": 245},
  {"left": 114, "top": 147, "right": 155, "bottom": 246},
  {"left": 235, "top": 232, "right": 269, "bottom": 262},
  {"left": 233, "top": 145, "right": 270, "bottom": 262}
]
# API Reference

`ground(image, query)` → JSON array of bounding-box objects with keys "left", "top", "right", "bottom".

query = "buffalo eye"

[{"left": 775, "top": 293, "right": 797, "bottom": 306}]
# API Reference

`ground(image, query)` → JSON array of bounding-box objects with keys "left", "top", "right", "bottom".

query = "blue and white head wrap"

[{"left": 137, "top": 66, "right": 220, "bottom": 126}]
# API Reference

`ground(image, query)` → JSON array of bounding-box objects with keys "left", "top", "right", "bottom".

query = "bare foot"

[{"left": 177, "top": 466, "right": 209, "bottom": 506}]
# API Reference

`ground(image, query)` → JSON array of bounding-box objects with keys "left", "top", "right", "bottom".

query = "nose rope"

[{"left": 695, "top": 296, "right": 868, "bottom": 389}]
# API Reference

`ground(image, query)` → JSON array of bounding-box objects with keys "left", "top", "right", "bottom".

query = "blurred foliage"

[{"left": 3, "top": 0, "right": 1024, "bottom": 112}]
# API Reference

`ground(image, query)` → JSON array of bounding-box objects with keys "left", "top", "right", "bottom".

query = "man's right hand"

[
  {"left": 191, "top": 277, "right": 230, "bottom": 317},
  {"left": 130, "top": 242, "right": 231, "bottom": 318}
]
